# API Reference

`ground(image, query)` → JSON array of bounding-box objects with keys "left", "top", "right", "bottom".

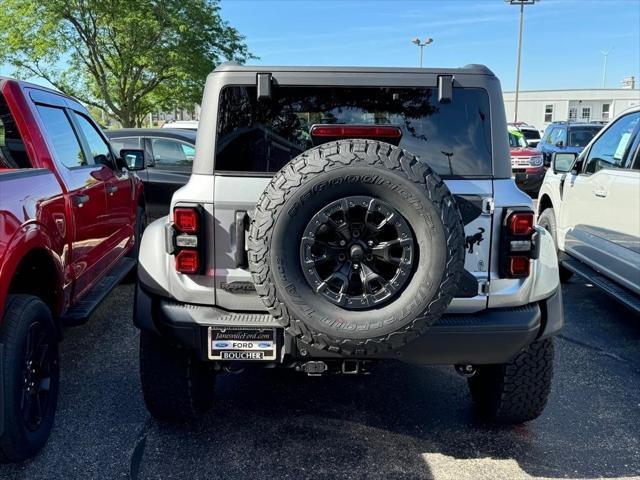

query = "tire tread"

[{"left": 248, "top": 139, "right": 465, "bottom": 355}]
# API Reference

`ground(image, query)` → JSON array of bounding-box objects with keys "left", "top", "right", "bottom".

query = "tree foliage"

[{"left": 0, "top": 0, "right": 253, "bottom": 126}]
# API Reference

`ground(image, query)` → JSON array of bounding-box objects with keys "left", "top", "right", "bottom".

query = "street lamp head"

[
  {"left": 505, "top": 0, "right": 538, "bottom": 4},
  {"left": 412, "top": 37, "right": 421, "bottom": 45},
  {"left": 424, "top": 37, "right": 434, "bottom": 45}
]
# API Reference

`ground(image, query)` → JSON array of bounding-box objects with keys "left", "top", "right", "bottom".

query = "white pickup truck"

[{"left": 537, "top": 106, "right": 640, "bottom": 313}]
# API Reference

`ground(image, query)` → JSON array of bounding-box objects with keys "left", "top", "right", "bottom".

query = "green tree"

[{"left": 0, "top": 0, "right": 253, "bottom": 126}]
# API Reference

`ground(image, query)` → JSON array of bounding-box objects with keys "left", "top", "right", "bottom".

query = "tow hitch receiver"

[{"left": 298, "top": 359, "right": 373, "bottom": 376}]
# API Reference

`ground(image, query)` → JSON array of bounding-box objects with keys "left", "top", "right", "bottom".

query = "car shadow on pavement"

[
  {"left": 135, "top": 341, "right": 640, "bottom": 480},
  {"left": 2, "top": 282, "right": 638, "bottom": 480}
]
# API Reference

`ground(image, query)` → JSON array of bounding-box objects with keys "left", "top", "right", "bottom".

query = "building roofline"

[{"left": 503, "top": 88, "right": 639, "bottom": 94}]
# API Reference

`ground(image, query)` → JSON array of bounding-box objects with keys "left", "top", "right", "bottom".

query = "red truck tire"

[{"left": 0, "top": 295, "right": 59, "bottom": 463}]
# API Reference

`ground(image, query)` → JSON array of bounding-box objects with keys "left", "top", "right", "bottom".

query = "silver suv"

[{"left": 135, "top": 64, "right": 563, "bottom": 425}]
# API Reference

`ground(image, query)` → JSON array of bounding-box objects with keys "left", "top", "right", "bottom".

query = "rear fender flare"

[
  {"left": 0, "top": 224, "right": 65, "bottom": 318},
  {"left": 137, "top": 217, "right": 172, "bottom": 298}
]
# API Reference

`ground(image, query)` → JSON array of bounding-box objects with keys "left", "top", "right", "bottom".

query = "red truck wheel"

[{"left": 0, "top": 295, "right": 59, "bottom": 463}]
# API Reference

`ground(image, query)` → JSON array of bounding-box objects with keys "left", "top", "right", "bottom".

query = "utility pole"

[
  {"left": 601, "top": 47, "right": 613, "bottom": 88},
  {"left": 506, "top": 0, "right": 537, "bottom": 123},
  {"left": 411, "top": 37, "right": 434, "bottom": 68}
]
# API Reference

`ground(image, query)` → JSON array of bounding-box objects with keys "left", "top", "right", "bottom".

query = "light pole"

[
  {"left": 601, "top": 47, "right": 613, "bottom": 88},
  {"left": 506, "top": 0, "right": 537, "bottom": 123},
  {"left": 411, "top": 37, "right": 433, "bottom": 68}
]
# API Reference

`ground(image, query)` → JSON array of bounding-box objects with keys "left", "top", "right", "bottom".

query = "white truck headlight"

[{"left": 529, "top": 155, "right": 543, "bottom": 166}]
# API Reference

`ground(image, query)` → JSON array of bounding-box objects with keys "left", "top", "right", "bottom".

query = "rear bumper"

[{"left": 135, "top": 284, "right": 563, "bottom": 365}]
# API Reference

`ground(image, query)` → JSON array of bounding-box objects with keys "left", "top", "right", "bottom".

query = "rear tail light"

[
  {"left": 310, "top": 125, "right": 402, "bottom": 139},
  {"left": 501, "top": 210, "right": 536, "bottom": 278},
  {"left": 174, "top": 208, "right": 199, "bottom": 233},
  {"left": 170, "top": 205, "right": 203, "bottom": 274},
  {"left": 508, "top": 255, "right": 530, "bottom": 277},
  {"left": 309, "top": 124, "right": 403, "bottom": 146},
  {"left": 175, "top": 249, "right": 200, "bottom": 274},
  {"left": 508, "top": 212, "right": 534, "bottom": 236}
]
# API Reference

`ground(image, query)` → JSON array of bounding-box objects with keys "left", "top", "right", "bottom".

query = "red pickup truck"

[{"left": 0, "top": 77, "right": 145, "bottom": 462}]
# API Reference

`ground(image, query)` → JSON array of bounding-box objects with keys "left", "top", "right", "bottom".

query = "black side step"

[
  {"left": 60, "top": 257, "right": 136, "bottom": 326},
  {"left": 561, "top": 257, "right": 640, "bottom": 314}
]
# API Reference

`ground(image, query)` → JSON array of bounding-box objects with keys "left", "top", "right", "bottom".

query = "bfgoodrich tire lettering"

[{"left": 248, "top": 140, "right": 465, "bottom": 355}]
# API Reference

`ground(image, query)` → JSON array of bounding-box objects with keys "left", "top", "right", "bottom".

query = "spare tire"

[{"left": 248, "top": 139, "right": 465, "bottom": 355}]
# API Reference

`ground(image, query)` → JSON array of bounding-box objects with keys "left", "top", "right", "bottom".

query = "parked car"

[
  {"left": 135, "top": 63, "right": 563, "bottom": 426},
  {"left": 161, "top": 120, "right": 198, "bottom": 130},
  {"left": 0, "top": 77, "right": 146, "bottom": 462},
  {"left": 105, "top": 128, "right": 196, "bottom": 220},
  {"left": 508, "top": 122, "right": 541, "bottom": 147},
  {"left": 538, "top": 121, "right": 603, "bottom": 166},
  {"left": 508, "top": 128, "right": 545, "bottom": 196},
  {"left": 537, "top": 106, "right": 640, "bottom": 313}
]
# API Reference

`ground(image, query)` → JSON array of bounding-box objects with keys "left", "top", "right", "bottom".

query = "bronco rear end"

[{"left": 135, "top": 64, "right": 563, "bottom": 425}]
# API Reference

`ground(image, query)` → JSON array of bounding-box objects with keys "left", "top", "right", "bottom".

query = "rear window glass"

[
  {"left": 108, "top": 136, "right": 141, "bottom": 152},
  {"left": 215, "top": 86, "right": 493, "bottom": 177},
  {"left": 568, "top": 126, "right": 602, "bottom": 147},
  {"left": 0, "top": 92, "right": 31, "bottom": 168},
  {"left": 521, "top": 129, "right": 540, "bottom": 140}
]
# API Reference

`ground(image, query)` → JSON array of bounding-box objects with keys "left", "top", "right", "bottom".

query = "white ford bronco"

[{"left": 135, "top": 63, "right": 563, "bottom": 424}]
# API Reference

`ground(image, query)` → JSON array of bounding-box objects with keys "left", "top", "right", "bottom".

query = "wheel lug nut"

[
  {"left": 339, "top": 240, "right": 346, "bottom": 246},
  {"left": 365, "top": 254, "right": 373, "bottom": 261},
  {"left": 338, "top": 254, "right": 346, "bottom": 261}
]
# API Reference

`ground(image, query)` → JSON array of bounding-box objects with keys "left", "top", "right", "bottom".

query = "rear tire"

[
  {"left": 468, "top": 338, "right": 554, "bottom": 424},
  {"left": 0, "top": 295, "right": 59, "bottom": 463},
  {"left": 537, "top": 208, "right": 573, "bottom": 283},
  {"left": 139, "top": 330, "right": 215, "bottom": 422}
]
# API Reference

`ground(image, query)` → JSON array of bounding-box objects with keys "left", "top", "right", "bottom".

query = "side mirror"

[
  {"left": 120, "top": 149, "right": 145, "bottom": 171},
  {"left": 552, "top": 152, "right": 577, "bottom": 174},
  {"left": 555, "top": 140, "right": 564, "bottom": 148}
]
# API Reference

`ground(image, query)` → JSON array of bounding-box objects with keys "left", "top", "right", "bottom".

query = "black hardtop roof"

[{"left": 212, "top": 62, "right": 495, "bottom": 77}]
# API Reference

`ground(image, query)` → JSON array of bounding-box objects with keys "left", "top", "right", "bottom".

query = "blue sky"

[
  {"left": 2, "top": 0, "right": 638, "bottom": 91},
  {"left": 221, "top": 0, "right": 640, "bottom": 90}
]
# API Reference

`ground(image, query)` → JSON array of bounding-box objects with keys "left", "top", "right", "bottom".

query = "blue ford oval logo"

[
  {"left": 215, "top": 342, "right": 229, "bottom": 348},
  {"left": 258, "top": 342, "right": 271, "bottom": 348}
]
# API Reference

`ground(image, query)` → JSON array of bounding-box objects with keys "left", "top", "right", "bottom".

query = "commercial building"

[{"left": 503, "top": 84, "right": 640, "bottom": 131}]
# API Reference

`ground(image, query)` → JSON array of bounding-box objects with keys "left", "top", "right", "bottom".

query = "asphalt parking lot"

[{"left": 1, "top": 278, "right": 639, "bottom": 480}]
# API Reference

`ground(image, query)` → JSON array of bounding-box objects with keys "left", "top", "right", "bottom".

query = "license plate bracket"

[{"left": 208, "top": 327, "right": 278, "bottom": 361}]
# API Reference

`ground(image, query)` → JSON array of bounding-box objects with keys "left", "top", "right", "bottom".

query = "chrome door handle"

[
  {"left": 73, "top": 194, "right": 90, "bottom": 207},
  {"left": 592, "top": 189, "right": 608, "bottom": 198},
  {"left": 107, "top": 185, "right": 118, "bottom": 196}
]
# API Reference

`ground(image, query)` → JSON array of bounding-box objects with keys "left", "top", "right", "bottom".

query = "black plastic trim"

[
  {"left": 134, "top": 284, "right": 559, "bottom": 365},
  {"left": 456, "top": 270, "right": 479, "bottom": 298}
]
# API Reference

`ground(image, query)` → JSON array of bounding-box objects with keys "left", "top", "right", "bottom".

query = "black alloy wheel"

[
  {"left": 20, "top": 321, "right": 55, "bottom": 431},
  {"left": 300, "top": 196, "right": 415, "bottom": 309}
]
